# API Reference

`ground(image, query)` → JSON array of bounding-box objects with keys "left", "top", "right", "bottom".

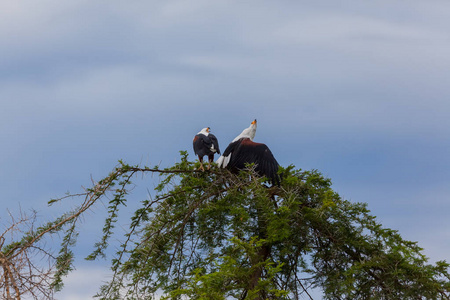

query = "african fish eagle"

[
  {"left": 216, "top": 119, "right": 280, "bottom": 184},
  {"left": 193, "top": 127, "right": 220, "bottom": 171}
]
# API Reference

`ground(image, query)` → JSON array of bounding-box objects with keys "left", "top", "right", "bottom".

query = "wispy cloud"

[{"left": 55, "top": 265, "right": 109, "bottom": 300}]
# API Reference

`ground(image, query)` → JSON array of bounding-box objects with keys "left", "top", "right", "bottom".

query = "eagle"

[
  {"left": 216, "top": 119, "right": 280, "bottom": 185},
  {"left": 193, "top": 127, "right": 220, "bottom": 171}
]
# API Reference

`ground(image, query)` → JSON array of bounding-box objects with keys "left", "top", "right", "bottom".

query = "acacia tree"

[
  {"left": 0, "top": 210, "right": 56, "bottom": 300},
  {"left": 1, "top": 151, "right": 450, "bottom": 299}
]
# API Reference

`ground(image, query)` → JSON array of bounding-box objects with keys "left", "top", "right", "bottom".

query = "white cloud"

[
  {"left": 1, "top": 3, "right": 450, "bottom": 294},
  {"left": 269, "top": 14, "right": 445, "bottom": 45},
  {"left": 55, "top": 265, "right": 110, "bottom": 300}
]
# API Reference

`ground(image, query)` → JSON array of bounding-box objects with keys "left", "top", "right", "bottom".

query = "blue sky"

[{"left": 1, "top": 1, "right": 450, "bottom": 298}]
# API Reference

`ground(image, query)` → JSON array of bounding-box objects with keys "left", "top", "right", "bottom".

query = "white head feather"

[
  {"left": 198, "top": 127, "right": 210, "bottom": 136},
  {"left": 232, "top": 119, "right": 257, "bottom": 142}
]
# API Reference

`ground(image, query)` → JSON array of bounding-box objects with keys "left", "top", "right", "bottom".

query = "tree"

[
  {"left": 1, "top": 151, "right": 450, "bottom": 299},
  {"left": 0, "top": 210, "right": 56, "bottom": 300}
]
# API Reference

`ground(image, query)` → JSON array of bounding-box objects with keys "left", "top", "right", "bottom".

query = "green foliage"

[
  {"left": 4, "top": 151, "right": 449, "bottom": 299},
  {"left": 78, "top": 153, "right": 450, "bottom": 299}
]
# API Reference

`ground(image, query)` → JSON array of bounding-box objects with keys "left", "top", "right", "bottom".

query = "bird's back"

[{"left": 193, "top": 134, "right": 213, "bottom": 156}]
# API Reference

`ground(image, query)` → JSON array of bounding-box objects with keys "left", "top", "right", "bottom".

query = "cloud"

[
  {"left": 55, "top": 265, "right": 110, "bottom": 300},
  {"left": 1, "top": 4, "right": 450, "bottom": 298}
]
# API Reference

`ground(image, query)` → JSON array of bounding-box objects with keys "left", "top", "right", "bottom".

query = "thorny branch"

[
  {"left": 2, "top": 158, "right": 450, "bottom": 299},
  {"left": 0, "top": 162, "right": 211, "bottom": 300},
  {"left": 0, "top": 210, "right": 54, "bottom": 299}
]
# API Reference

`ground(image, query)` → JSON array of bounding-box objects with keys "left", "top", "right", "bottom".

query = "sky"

[{"left": 1, "top": 0, "right": 450, "bottom": 299}]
